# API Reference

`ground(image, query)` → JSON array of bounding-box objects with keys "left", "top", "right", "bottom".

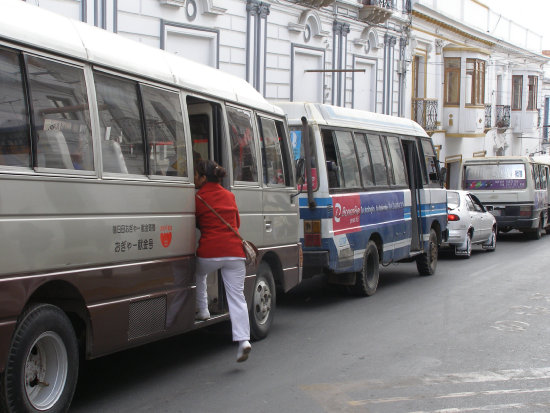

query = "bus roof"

[
  {"left": 462, "top": 156, "right": 535, "bottom": 164},
  {"left": 276, "top": 102, "right": 429, "bottom": 138},
  {"left": 0, "top": 0, "right": 282, "bottom": 116}
]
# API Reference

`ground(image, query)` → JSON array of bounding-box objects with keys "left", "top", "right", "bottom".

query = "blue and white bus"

[{"left": 279, "top": 102, "right": 447, "bottom": 296}]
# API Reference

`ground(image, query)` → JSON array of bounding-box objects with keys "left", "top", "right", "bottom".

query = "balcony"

[
  {"left": 484, "top": 104, "right": 492, "bottom": 129},
  {"left": 294, "top": 0, "right": 335, "bottom": 7},
  {"left": 495, "top": 105, "right": 511, "bottom": 129},
  {"left": 413, "top": 98, "right": 438, "bottom": 132},
  {"left": 359, "top": 0, "right": 394, "bottom": 24}
]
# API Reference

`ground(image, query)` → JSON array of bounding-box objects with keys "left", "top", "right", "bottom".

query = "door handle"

[{"left": 265, "top": 221, "right": 272, "bottom": 232}]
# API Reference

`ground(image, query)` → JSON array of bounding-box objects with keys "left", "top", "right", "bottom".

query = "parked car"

[{"left": 446, "top": 190, "right": 497, "bottom": 258}]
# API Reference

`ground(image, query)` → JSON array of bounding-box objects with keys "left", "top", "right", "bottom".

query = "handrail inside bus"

[{"left": 301, "top": 116, "right": 316, "bottom": 210}]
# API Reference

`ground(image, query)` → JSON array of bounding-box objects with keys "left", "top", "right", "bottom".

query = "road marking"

[
  {"left": 301, "top": 367, "right": 550, "bottom": 411},
  {"left": 408, "top": 403, "right": 550, "bottom": 413},
  {"left": 349, "top": 386, "right": 550, "bottom": 406},
  {"left": 490, "top": 320, "right": 529, "bottom": 332}
]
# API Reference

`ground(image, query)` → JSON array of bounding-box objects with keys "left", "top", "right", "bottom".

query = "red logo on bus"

[{"left": 160, "top": 225, "right": 172, "bottom": 248}]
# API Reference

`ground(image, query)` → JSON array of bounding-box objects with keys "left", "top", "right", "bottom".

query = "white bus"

[
  {"left": 0, "top": 2, "right": 302, "bottom": 412},
  {"left": 278, "top": 102, "right": 447, "bottom": 296},
  {"left": 462, "top": 156, "right": 549, "bottom": 239}
]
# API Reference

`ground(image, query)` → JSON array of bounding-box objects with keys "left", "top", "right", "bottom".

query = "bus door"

[
  {"left": 187, "top": 96, "right": 229, "bottom": 317},
  {"left": 257, "top": 115, "right": 298, "bottom": 253},
  {"left": 225, "top": 105, "right": 263, "bottom": 254},
  {"left": 401, "top": 139, "right": 423, "bottom": 252}
]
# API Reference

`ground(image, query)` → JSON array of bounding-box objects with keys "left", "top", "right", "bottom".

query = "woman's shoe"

[
  {"left": 195, "top": 308, "right": 210, "bottom": 321},
  {"left": 236, "top": 340, "right": 251, "bottom": 362}
]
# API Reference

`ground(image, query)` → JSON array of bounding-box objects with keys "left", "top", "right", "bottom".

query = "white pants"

[{"left": 195, "top": 257, "right": 250, "bottom": 342}]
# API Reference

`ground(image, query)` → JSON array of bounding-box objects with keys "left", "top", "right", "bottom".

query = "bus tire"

[
  {"left": 352, "top": 241, "right": 379, "bottom": 296},
  {"left": 416, "top": 228, "right": 438, "bottom": 276},
  {"left": 1, "top": 304, "right": 79, "bottom": 413},
  {"left": 528, "top": 216, "right": 543, "bottom": 240},
  {"left": 249, "top": 262, "right": 276, "bottom": 340}
]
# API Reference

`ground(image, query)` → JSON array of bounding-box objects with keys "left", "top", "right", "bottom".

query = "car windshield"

[{"left": 447, "top": 191, "right": 460, "bottom": 209}]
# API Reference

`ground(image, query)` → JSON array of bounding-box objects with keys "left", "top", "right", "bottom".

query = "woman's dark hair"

[{"left": 196, "top": 159, "right": 226, "bottom": 183}]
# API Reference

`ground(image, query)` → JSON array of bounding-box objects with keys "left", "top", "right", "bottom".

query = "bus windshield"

[
  {"left": 290, "top": 126, "right": 318, "bottom": 190},
  {"left": 464, "top": 163, "right": 527, "bottom": 190}
]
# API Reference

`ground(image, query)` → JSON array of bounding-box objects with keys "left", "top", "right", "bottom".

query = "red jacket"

[{"left": 195, "top": 182, "right": 245, "bottom": 258}]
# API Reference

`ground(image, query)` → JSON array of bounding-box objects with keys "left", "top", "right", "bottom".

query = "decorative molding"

[
  {"left": 159, "top": 0, "right": 185, "bottom": 7},
  {"left": 288, "top": 9, "right": 329, "bottom": 39},
  {"left": 199, "top": 0, "right": 227, "bottom": 15}
]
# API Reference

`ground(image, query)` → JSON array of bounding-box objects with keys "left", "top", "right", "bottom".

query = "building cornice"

[{"left": 412, "top": 10, "right": 494, "bottom": 47}]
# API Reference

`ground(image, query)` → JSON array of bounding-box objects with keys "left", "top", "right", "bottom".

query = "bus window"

[
  {"left": 335, "top": 130, "right": 360, "bottom": 189},
  {"left": 322, "top": 129, "right": 342, "bottom": 189},
  {"left": 95, "top": 72, "right": 144, "bottom": 175},
  {"left": 420, "top": 138, "right": 440, "bottom": 186},
  {"left": 0, "top": 48, "right": 29, "bottom": 168},
  {"left": 354, "top": 132, "right": 374, "bottom": 187},
  {"left": 227, "top": 106, "right": 258, "bottom": 182},
  {"left": 141, "top": 85, "right": 187, "bottom": 177},
  {"left": 386, "top": 136, "right": 407, "bottom": 186},
  {"left": 381, "top": 136, "right": 395, "bottom": 185},
  {"left": 26, "top": 55, "right": 93, "bottom": 171},
  {"left": 534, "top": 164, "right": 541, "bottom": 190},
  {"left": 259, "top": 116, "right": 285, "bottom": 186},
  {"left": 275, "top": 119, "right": 293, "bottom": 187},
  {"left": 367, "top": 134, "right": 389, "bottom": 186}
]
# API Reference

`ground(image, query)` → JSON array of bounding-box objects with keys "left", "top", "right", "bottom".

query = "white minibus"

[
  {"left": 0, "top": 2, "right": 301, "bottom": 412},
  {"left": 278, "top": 102, "right": 447, "bottom": 296},
  {"left": 462, "top": 156, "right": 549, "bottom": 239}
]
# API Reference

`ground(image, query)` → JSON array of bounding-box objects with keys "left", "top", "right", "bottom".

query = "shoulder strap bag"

[{"left": 196, "top": 194, "right": 259, "bottom": 268}]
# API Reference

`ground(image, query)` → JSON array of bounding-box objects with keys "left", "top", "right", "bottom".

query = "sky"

[{"left": 482, "top": 0, "right": 550, "bottom": 51}]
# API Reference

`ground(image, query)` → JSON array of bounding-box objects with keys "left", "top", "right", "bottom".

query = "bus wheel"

[
  {"left": 416, "top": 228, "right": 438, "bottom": 276},
  {"left": 1, "top": 304, "right": 79, "bottom": 413},
  {"left": 528, "top": 216, "right": 543, "bottom": 240},
  {"left": 249, "top": 262, "right": 276, "bottom": 340},
  {"left": 352, "top": 241, "right": 379, "bottom": 296}
]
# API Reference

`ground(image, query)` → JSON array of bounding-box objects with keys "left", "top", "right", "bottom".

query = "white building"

[
  {"left": 18, "top": 0, "right": 550, "bottom": 180},
  {"left": 25, "top": 0, "right": 412, "bottom": 115},
  {"left": 408, "top": 0, "right": 549, "bottom": 188}
]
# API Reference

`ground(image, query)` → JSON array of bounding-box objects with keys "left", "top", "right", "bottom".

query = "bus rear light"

[
  {"left": 304, "top": 219, "right": 321, "bottom": 234},
  {"left": 304, "top": 234, "right": 322, "bottom": 247},
  {"left": 447, "top": 214, "right": 460, "bottom": 221},
  {"left": 519, "top": 206, "right": 532, "bottom": 217}
]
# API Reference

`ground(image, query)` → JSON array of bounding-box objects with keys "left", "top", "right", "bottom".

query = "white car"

[{"left": 446, "top": 190, "right": 497, "bottom": 258}]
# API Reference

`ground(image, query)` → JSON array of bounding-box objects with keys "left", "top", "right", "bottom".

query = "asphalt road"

[{"left": 71, "top": 231, "right": 550, "bottom": 412}]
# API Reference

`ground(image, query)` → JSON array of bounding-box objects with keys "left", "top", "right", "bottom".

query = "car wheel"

[
  {"left": 416, "top": 228, "right": 438, "bottom": 276},
  {"left": 351, "top": 241, "right": 379, "bottom": 296},
  {"left": 249, "top": 262, "right": 275, "bottom": 340},
  {"left": 1, "top": 304, "right": 79, "bottom": 413},
  {"left": 482, "top": 227, "right": 497, "bottom": 252}
]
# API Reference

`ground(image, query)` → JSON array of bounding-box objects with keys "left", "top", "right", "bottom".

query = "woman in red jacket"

[{"left": 194, "top": 159, "right": 251, "bottom": 362}]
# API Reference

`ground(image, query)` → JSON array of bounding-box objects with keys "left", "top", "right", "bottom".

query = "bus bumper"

[
  {"left": 495, "top": 216, "right": 537, "bottom": 231},
  {"left": 303, "top": 251, "right": 329, "bottom": 279}
]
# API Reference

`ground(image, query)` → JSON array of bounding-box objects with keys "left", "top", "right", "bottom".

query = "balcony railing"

[
  {"left": 359, "top": 0, "right": 394, "bottom": 24},
  {"left": 495, "top": 105, "right": 511, "bottom": 129},
  {"left": 413, "top": 98, "right": 438, "bottom": 131},
  {"left": 485, "top": 104, "right": 492, "bottom": 129},
  {"left": 294, "top": 0, "right": 335, "bottom": 7}
]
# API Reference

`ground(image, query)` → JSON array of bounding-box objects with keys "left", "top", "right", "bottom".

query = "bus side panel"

[{"left": 419, "top": 188, "right": 447, "bottom": 246}]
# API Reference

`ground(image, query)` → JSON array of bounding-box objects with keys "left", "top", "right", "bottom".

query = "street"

[{"left": 71, "top": 232, "right": 550, "bottom": 412}]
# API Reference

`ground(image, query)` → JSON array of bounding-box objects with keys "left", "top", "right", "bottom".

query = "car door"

[
  {"left": 470, "top": 194, "right": 492, "bottom": 240},
  {"left": 466, "top": 194, "right": 485, "bottom": 242}
]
